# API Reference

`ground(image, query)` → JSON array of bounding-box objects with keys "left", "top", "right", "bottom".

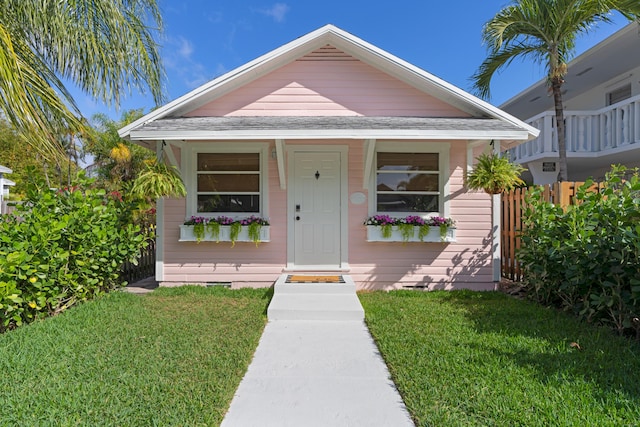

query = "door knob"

[{"left": 296, "top": 216, "right": 300, "bottom": 221}]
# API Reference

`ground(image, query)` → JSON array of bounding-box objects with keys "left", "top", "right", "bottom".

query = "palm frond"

[{"left": 130, "top": 161, "right": 186, "bottom": 200}]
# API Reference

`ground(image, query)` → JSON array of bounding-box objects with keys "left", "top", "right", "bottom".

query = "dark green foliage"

[
  {"left": 0, "top": 173, "right": 146, "bottom": 331},
  {"left": 518, "top": 165, "right": 640, "bottom": 336}
]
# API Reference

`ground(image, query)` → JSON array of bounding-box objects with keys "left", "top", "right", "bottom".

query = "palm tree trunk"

[
  {"left": 551, "top": 78, "right": 568, "bottom": 182},
  {"left": 39, "top": 154, "right": 51, "bottom": 188}
]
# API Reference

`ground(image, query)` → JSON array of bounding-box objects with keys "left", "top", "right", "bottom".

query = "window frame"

[
  {"left": 185, "top": 143, "right": 269, "bottom": 219},
  {"left": 369, "top": 142, "right": 450, "bottom": 218}
]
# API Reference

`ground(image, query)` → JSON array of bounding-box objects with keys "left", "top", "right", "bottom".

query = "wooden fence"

[
  {"left": 120, "top": 228, "right": 156, "bottom": 285},
  {"left": 501, "top": 181, "right": 604, "bottom": 281}
]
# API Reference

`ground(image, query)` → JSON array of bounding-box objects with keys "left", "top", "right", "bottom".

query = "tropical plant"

[
  {"left": 466, "top": 152, "right": 525, "bottom": 194},
  {"left": 0, "top": 175, "right": 146, "bottom": 332},
  {"left": 0, "top": 120, "right": 62, "bottom": 196},
  {"left": 86, "top": 110, "right": 155, "bottom": 189},
  {"left": 130, "top": 160, "right": 186, "bottom": 201},
  {"left": 472, "top": 0, "right": 640, "bottom": 181},
  {"left": 0, "top": 0, "right": 164, "bottom": 162},
  {"left": 518, "top": 165, "right": 640, "bottom": 337}
]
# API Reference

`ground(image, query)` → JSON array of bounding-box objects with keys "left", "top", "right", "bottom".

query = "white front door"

[{"left": 292, "top": 151, "right": 342, "bottom": 267}]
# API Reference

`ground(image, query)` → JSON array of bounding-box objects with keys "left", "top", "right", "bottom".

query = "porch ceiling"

[{"left": 128, "top": 116, "right": 531, "bottom": 142}]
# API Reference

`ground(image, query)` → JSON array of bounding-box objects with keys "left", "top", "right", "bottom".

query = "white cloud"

[
  {"left": 177, "top": 37, "right": 194, "bottom": 59},
  {"left": 163, "top": 36, "right": 208, "bottom": 90},
  {"left": 260, "top": 3, "right": 290, "bottom": 23},
  {"left": 214, "top": 63, "right": 229, "bottom": 78},
  {"left": 208, "top": 11, "right": 223, "bottom": 24}
]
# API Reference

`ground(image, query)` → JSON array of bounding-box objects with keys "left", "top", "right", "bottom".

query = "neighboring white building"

[
  {"left": 501, "top": 22, "right": 640, "bottom": 184},
  {"left": 0, "top": 165, "right": 15, "bottom": 214}
]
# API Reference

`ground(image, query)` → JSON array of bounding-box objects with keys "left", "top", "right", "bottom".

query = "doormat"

[{"left": 286, "top": 275, "right": 345, "bottom": 283}]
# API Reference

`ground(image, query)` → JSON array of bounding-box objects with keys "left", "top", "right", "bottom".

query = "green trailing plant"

[
  {"left": 417, "top": 224, "right": 431, "bottom": 241},
  {"left": 518, "top": 165, "right": 640, "bottom": 337},
  {"left": 193, "top": 223, "right": 205, "bottom": 242},
  {"left": 466, "top": 152, "right": 525, "bottom": 194},
  {"left": 183, "top": 215, "right": 269, "bottom": 245},
  {"left": 439, "top": 223, "right": 448, "bottom": 240},
  {"left": 0, "top": 174, "right": 145, "bottom": 332},
  {"left": 247, "top": 222, "right": 262, "bottom": 247},
  {"left": 206, "top": 221, "right": 221, "bottom": 242},
  {"left": 397, "top": 223, "right": 415, "bottom": 241},
  {"left": 364, "top": 215, "right": 455, "bottom": 242},
  {"left": 229, "top": 222, "right": 242, "bottom": 247}
]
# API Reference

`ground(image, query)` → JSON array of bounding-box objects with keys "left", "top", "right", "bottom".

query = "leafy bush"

[
  {"left": 518, "top": 166, "right": 640, "bottom": 336},
  {"left": 0, "top": 175, "right": 146, "bottom": 332}
]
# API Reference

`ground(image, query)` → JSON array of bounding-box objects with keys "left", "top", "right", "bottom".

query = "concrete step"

[
  {"left": 267, "top": 293, "right": 364, "bottom": 321},
  {"left": 268, "top": 274, "right": 364, "bottom": 321},
  {"left": 274, "top": 282, "right": 356, "bottom": 294}
]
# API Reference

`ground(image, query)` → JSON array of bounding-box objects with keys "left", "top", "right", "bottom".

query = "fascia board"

[{"left": 128, "top": 129, "right": 532, "bottom": 141}]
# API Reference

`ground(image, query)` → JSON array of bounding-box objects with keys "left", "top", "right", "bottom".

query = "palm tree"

[
  {"left": 473, "top": 0, "right": 640, "bottom": 182},
  {"left": 87, "top": 110, "right": 153, "bottom": 188},
  {"left": 0, "top": 0, "right": 164, "bottom": 162},
  {"left": 86, "top": 110, "right": 186, "bottom": 200}
]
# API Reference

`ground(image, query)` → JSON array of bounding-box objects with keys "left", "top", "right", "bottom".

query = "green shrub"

[
  {"left": 518, "top": 165, "right": 640, "bottom": 336},
  {"left": 0, "top": 175, "right": 146, "bottom": 332}
]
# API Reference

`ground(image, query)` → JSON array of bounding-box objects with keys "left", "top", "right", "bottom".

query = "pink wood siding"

[
  {"left": 161, "top": 139, "right": 494, "bottom": 290},
  {"left": 185, "top": 45, "right": 469, "bottom": 118},
  {"left": 161, "top": 147, "right": 286, "bottom": 286},
  {"left": 346, "top": 140, "right": 493, "bottom": 290}
]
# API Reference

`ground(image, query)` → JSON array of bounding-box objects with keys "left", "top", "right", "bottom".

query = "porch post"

[
  {"left": 155, "top": 140, "right": 164, "bottom": 282},
  {"left": 492, "top": 142, "right": 501, "bottom": 285}
]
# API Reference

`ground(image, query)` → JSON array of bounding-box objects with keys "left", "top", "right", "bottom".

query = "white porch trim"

[
  {"left": 492, "top": 141, "right": 501, "bottom": 283},
  {"left": 275, "top": 139, "right": 286, "bottom": 190},
  {"left": 362, "top": 139, "right": 376, "bottom": 189},
  {"left": 155, "top": 141, "right": 165, "bottom": 281}
]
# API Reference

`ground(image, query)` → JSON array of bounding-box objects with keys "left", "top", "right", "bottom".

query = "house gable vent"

[{"left": 297, "top": 44, "right": 357, "bottom": 61}]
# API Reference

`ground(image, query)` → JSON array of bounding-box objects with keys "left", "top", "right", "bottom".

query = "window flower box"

[
  {"left": 180, "top": 216, "right": 270, "bottom": 245},
  {"left": 364, "top": 215, "right": 456, "bottom": 243},
  {"left": 366, "top": 225, "right": 456, "bottom": 242}
]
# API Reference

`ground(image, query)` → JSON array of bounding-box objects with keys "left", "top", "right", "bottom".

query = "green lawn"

[
  {"left": 360, "top": 290, "right": 640, "bottom": 427},
  {"left": 0, "top": 286, "right": 269, "bottom": 427},
  {"left": 4, "top": 286, "right": 640, "bottom": 426}
]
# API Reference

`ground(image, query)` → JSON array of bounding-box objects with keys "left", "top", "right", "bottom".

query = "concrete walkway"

[{"left": 221, "top": 275, "right": 414, "bottom": 427}]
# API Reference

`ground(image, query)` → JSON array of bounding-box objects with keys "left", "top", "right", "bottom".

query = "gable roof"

[{"left": 120, "top": 24, "right": 538, "bottom": 140}]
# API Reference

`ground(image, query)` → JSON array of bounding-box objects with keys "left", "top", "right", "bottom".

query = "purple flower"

[{"left": 364, "top": 215, "right": 454, "bottom": 228}]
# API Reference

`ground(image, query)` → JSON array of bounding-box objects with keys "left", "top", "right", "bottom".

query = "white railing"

[{"left": 508, "top": 94, "right": 640, "bottom": 162}]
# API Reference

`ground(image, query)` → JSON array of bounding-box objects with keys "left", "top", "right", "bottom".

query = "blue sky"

[{"left": 75, "top": 1, "right": 631, "bottom": 120}]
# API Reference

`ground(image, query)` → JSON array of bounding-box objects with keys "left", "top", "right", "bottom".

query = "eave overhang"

[{"left": 127, "top": 116, "right": 533, "bottom": 144}]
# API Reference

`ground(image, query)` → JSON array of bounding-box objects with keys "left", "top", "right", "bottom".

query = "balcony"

[{"left": 508, "top": 94, "right": 640, "bottom": 164}]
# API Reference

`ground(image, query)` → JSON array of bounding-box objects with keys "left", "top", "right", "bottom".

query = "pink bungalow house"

[{"left": 120, "top": 25, "right": 538, "bottom": 290}]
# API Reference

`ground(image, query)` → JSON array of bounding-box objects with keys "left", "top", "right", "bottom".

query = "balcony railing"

[{"left": 508, "top": 94, "right": 640, "bottom": 163}]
